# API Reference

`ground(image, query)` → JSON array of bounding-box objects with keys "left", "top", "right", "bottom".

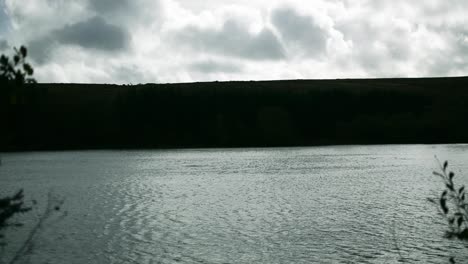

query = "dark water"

[{"left": 1, "top": 145, "right": 468, "bottom": 263}]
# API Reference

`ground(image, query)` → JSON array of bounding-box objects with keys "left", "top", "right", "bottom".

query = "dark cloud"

[
  {"left": 87, "top": 0, "right": 160, "bottom": 26},
  {"left": 28, "top": 16, "right": 129, "bottom": 64},
  {"left": 271, "top": 7, "right": 328, "bottom": 56},
  {"left": 56, "top": 16, "right": 129, "bottom": 51},
  {"left": 89, "top": 0, "right": 132, "bottom": 14},
  {"left": 189, "top": 60, "right": 241, "bottom": 73},
  {"left": 0, "top": 39, "right": 8, "bottom": 51},
  {"left": 28, "top": 37, "right": 55, "bottom": 64},
  {"left": 175, "top": 19, "right": 285, "bottom": 60}
]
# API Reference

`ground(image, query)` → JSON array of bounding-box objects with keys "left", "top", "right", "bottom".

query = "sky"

[{"left": 0, "top": 0, "right": 467, "bottom": 84}]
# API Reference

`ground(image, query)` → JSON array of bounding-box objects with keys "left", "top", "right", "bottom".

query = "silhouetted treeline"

[{"left": 2, "top": 77, "right": 468, "bottom": 151}]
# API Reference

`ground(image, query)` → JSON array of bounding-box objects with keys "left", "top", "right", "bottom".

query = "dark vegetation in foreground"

[
  {"left": 429, "top": 160, "right": 468, "bottom": 240},
  {"left": 427, "top": 160, "right": 468, "bottom": 264},
  {"left": 0, "top": 190, "right": 31, "bottom": 244},
  {"left": 0, "top": 46, "right": 66, "bottom": 264},
  {"left": 3, "top": 76, "right": 468, "bottom": 151}
]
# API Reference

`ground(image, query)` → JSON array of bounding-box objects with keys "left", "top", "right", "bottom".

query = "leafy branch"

[
  {"left": 428, "top": 160, "right": 468, "bottom": 240},
  {"left": 0, "top": 45, "right": 36, "bottom": 85},
  {"left": 0, "top": 190, "right": 32, "bottom": 247}
]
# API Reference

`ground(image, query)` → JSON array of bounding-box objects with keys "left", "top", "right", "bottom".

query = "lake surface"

[{"left": 1, "top": 145, "right": 468, "bottom": 263}]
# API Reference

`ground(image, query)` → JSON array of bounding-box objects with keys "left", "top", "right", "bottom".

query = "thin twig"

[{"left": 8, "top": 192, "right": 64, "bottom": 264}]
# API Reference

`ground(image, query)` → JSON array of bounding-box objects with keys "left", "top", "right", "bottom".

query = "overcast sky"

[{"left": 1, "top": 0, "right": 467, "bottom": 83}]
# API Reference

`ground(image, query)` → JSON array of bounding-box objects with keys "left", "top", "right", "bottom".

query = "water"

[{"left": 1, "top": 145, "right": 468, "bottom": 263}]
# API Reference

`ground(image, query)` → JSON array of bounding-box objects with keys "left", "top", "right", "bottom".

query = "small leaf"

[
  {"left": 442, "top": 190, "right": 448, "bottom": 197},
  {"left": 20, "top": 46, "right": 27, "bottom": 57},
  {"left": 449, "top": 172, "right": 455, "bottom": 180},
  {"left": 0, "top": 55, "right": 9, "bottom": 66},
  {"left": 460, "top": 186, "right": 465, "bottom": 194},
  {"left": 446, "top": 183, "right": 454, "bottom": 191},
  {"left": 13, "top": 189, "right": 24, "bottom": 200},
  {"left": 23, "top": 63, "right": 33, "bottom": 75},
  {"left": 433, "top": 171, "right": 444, "bottom": 177},
  {"left": 459, "top": 229, "right": 468, "bottom": 239},
  {"left": 440, "top": 197, "right": 448, "bottom": 214},
  {"left": 13, "top": 55, "right": 20, "bottom": 65},
  {"left": 444, "top": 161, "right": 448, "bottom": 171},
  {"left": 448, "top": 217, "right": 455, "bottom": 225}
]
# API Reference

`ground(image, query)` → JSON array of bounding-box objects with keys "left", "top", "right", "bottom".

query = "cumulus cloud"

[
  {"left": 28, "top": 37, "right": 53, "bottom": 64},
  {"left": 174, "top": 19, "right": 285, "bottom": 61},
  {"left": 28, "top": 16, "right": 128, "bottom": 64},
  {"left": 0, "top": 2, "right": 10, "bottom": 36},
  {"left": 189, "top": 60, "right": 241, "bottom": 73},
  {"left": 0, "top": 39, "right": 8, "bottom": 51},
  {"left": 87, "top": 0, "right": 161, "bottom": 27},
  {"left": 271, "top": 7, "right": 328, "bottom": 57},
  {"left": 88, "top": 0, "right": 133, "bottom": 14},
  {"left": 1, "top": 0, "right": 468, "bottom": 83},
  {"left": 56, "top": 16, "right": 129, "bottom": 51}
]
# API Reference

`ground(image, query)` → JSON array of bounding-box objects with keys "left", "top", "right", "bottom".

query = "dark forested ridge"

[{"left": 2, "top": 76, "right": 468, "bottom": 151}]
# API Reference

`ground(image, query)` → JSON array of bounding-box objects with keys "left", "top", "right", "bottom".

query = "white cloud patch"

[
  {"left": 1, "top": 0, "right": 467, "bottom": 83},
  {"left": 271, "top": 7, "right": 328, "bottom": 57}
]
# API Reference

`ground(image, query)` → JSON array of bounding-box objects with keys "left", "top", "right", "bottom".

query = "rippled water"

[{"left": 1, "top": 145, "right": 468, "bottom": 263}]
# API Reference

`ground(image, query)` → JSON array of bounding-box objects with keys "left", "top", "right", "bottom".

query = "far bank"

[{"left": 2, "top": 77, "right": 468, "bottom": 151}]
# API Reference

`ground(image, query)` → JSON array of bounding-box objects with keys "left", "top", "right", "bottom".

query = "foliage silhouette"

[
  {"left": 427, "top": 159, "right": 468, "bottom": 264},
  {"left": 0, "top": 45, "right": 49, "bottom": 264},
  {"left": 0, "top": 46, "right": 36, "bottom": 248},
  {"left": 428, "top": 160, "right": 468, "bottom": 240},
  {"left": 0, "top": 45, "right": 36, "bottom": 86},
  {"left": 1, "top": 45, "right": 38, "bottom": 150},
  {"left": 0, "top": 190, "right": 31, "bottom": 247}
]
